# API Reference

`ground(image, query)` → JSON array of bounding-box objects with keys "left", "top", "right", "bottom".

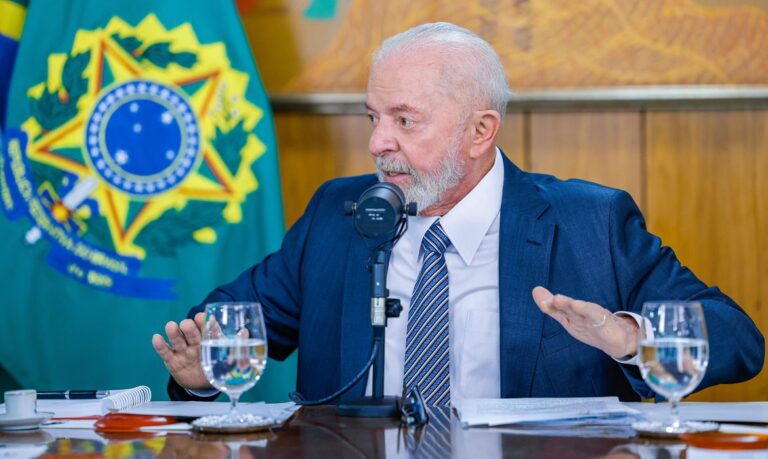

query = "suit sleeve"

[
  {"left": 608, "top": 190, "right": 765, "bottom": 398},
  {"left": 167, "top": 181, "right": 333, "bottom": 401}
]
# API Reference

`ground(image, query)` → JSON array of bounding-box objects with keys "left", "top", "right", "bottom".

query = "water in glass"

[
  {"left": 201, "top": 338, "right": 267, "bottom": 395},
  {"left": 639, "top": 337, "right": 708, "bottom": 400},
  {"left": 633, "top": 301, "right": 717, "bottom": 436}
]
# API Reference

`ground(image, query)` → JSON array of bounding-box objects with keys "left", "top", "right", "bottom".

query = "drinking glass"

[
  {"left": 636, "top": 301, "right": 714, "bottom": 435},
  {"left": 196, "top": 302, "right": 268, "bottom": 429}
]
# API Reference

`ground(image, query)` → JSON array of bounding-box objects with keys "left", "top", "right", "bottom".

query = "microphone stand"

[{"left": 337, "top": 244, "right": 402, "bottom": 417}]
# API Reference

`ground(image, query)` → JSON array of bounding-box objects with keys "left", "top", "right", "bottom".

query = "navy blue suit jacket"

[{"left": 169, "top": 154, "right": 764, "bottom": 401}]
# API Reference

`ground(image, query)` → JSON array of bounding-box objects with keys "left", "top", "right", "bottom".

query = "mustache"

[{"left": 375, "top": 156, "right": 417, "bottom": 176}]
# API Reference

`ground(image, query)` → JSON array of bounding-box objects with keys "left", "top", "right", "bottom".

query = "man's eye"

[
  {"left": 399, "top": 117, "right": 413, "bottom": 128},
  {"left": 367, "top": 114, "right": 377, "bottom": 125}
]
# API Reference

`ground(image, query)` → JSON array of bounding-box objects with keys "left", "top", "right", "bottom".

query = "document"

[{"left": 453, "top": 397, "right": 638, "bottom": 428}]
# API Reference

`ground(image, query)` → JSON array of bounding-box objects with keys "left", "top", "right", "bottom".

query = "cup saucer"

[{"left": 0, "top": 412, "right": 55, "bottom": 431}]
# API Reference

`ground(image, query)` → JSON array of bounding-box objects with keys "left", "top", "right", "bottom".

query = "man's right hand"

[{"left": 152, "top": 312, "right": 213, "bottom": 391}]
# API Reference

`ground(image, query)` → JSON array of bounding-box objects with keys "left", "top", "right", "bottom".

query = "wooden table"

[{"left": 0, "top": 406, "right": 698, "bottom": 458}]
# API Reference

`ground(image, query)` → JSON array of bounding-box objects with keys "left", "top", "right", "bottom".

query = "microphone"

[
  {"left": 344, "top": 182, "right": 417, "bottom": 238},
  {"left": 291, "top": 183, "right": 416, "bottom": 413}
]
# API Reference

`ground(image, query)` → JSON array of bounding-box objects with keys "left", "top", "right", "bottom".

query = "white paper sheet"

[{"left": 454, "top": 397, "right": 639, "bottom": 427}]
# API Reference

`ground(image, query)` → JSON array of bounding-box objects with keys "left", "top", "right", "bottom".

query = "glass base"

[
  {"left": 632, "top": 420, "right": 719, "bottom": 438},
  {"left": 192, "top": 414, "right": 276, "bottom": 434}
]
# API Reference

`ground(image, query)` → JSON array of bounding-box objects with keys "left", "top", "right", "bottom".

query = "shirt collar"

[{"left": 402, "top": 148, "right": 504, "bottom": 266}]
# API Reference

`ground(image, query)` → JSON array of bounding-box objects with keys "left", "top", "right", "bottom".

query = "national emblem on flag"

[
  {"left": 0, "top": 0, "right": 292, "bottom": 402},
  {"left": 2, "top": 13, "right": 274, "bottom": 299}
]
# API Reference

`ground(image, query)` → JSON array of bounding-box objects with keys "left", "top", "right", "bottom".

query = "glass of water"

[
  {"left": 197, "top": 302, "right": 268, "bottom": 429},
  {"left": 637, "top": 301, "right": 712, "bottom": 435}
]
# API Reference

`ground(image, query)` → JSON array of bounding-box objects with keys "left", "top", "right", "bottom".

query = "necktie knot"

[{"left": 422, "top": 221, "right": 451, "bottom": 256}]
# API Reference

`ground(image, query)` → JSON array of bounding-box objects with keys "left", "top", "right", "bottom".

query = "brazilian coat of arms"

[{"left": 0, "top": 15, "right": 268, "bottom": 299}]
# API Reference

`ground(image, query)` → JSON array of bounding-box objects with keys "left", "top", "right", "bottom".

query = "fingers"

[
  {"left": 551, "top": 294, "right": 592, "bottom": 319},
  {"left": 532, "top": 287, "right": 640, "bottom": 359},
  {"left": 237, "top": 328, "right": 250, "bottom": 339},
  {"left": 164, "top": 320, "right": 188, "bottom": 352},
  {"left": 194, "top": 312, "right": 205, "bottom": 328},
  {"left": 532, "top": 286, "right": 554, "bottom": 312},
  {"left": 532, "top": 286, "right": 605, "bottom": 326},
  {"left": 179, "top": 318, "right": 202, "bottom": 346},
  {"left": 152, "top": 333, "right": 173, "bottom": 361},
  {"left": 533, "top": 287, "right": 572, "bottom": 328},
  {"left": 551, "top": 294, "right": 598, "bottom": 323}
]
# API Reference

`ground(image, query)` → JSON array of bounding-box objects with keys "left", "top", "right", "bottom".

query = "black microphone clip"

[{"left": 344, "top": 182, "right": 417, "bottom": 239}]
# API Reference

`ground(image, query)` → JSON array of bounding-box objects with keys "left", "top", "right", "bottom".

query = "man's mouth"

[{"left": 384, "top": 170, "right": 409, "bottom": 177}]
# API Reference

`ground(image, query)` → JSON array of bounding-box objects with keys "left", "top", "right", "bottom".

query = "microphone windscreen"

[{"left": 353, "top": 182, "right": 406, "bottom": 238}]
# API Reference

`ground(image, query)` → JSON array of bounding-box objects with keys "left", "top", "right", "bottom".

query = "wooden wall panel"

[
  {"left": 528, "top": 112, "right": 644, "bottom": 208},
  {"left": 646, "top": 110, "right": 768, "bottom": 402},
  {"left": 275, "top": 113, "right": 373, "bottom": 226},
  {"left": 496, "top": 114, "right": 527, "bottom": 169}
]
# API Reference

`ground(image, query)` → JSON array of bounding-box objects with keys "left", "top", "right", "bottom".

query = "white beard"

[{"left": 375, "top": 138, "right": 465, "bottom": 213}]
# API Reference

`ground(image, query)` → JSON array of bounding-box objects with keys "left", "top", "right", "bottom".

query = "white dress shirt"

[{"left": 367, "top": 148, "right": 505, "bottom": 401}]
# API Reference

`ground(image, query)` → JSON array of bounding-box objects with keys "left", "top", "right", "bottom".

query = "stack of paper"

[{"left": 454, "top": 397, "right": 638, "bottom": 428}]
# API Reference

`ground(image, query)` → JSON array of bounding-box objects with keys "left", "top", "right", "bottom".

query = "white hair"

[{"left": 372, "top": 22, "right": 510, "bottom": 118}]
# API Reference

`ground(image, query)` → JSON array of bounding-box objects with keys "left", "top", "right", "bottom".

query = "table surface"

[{"left": 0, "top": 405, "right": 738, "bottom": 458}]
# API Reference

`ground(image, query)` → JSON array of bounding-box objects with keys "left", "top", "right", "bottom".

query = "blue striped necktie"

[{"left": 403, "top": 220, "right": 451, "bottom": 407}]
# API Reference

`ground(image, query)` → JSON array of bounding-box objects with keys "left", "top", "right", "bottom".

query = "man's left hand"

[{"left": 532, "top": 286, "right": 640, "bottom": 359}]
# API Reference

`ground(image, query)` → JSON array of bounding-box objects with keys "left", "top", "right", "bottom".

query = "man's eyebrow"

[
  {"left": 364, "top": 102, "right": 420, "bottom": 114},
  {"left": 391, "top": 103, "right": 419, "bottom": 114}
]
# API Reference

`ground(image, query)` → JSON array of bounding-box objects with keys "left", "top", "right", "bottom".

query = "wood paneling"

[
  {"left": 496, "top": 114, "right": 527, "bottom": 169},
  {"left": 275, "top": 113, "right": 373, "bottom": 226},
  {"left": 529, "top": 112, "right": 643, "bottom": 208},
  {"left": 646, "top": 110, "right": 768, "bottom": 402}
]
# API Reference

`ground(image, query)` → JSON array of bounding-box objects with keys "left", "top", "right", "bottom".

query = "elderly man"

[{"left": 153, "top": 22, "right": 763, "bottom": 405}]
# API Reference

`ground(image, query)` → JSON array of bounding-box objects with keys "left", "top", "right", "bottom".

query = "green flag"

[{"left": 0, "top": 0, "right": 295, "bottom": 401}]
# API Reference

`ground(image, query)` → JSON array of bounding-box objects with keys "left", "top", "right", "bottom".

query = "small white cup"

[{"left": 4, "top": 390, "right": 37, "bottom": 418}]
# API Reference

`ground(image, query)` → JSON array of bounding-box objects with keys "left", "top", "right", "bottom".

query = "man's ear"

[{"left": 469, "top": 110, "right": 501, "bottom": 159}]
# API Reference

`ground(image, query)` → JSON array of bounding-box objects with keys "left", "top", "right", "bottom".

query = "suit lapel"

[
  {"left": 339, "top": 233, "right": 375, "bottom": 399},
  {"left": 498, "top": 155, "right": 555, "bottom": 397}
]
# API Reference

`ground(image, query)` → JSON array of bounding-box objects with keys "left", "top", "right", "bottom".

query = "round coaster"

[
  {"left": 632, "top": 420, "right": 719, "bottom": 439},
  {"left": 191, "top": 414, "right": 275, "bottom": 434}
]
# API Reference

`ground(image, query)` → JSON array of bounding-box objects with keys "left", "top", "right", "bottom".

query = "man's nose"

[{"left": 368, "top": 121, "right": 398, "bottom": 157}]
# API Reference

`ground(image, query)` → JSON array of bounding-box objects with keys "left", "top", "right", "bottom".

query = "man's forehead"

[
  {"left": 365, "top": 100, "right": 425, "bottom": 114},
  {"left": 366, "top": 58, "right": 448, "bottom": 114}
]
